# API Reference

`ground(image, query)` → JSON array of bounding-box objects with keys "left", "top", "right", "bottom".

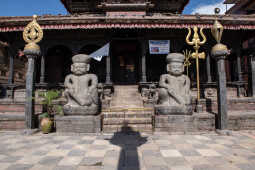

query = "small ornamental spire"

[
  {"left": 211, "top": 8, "right": 224, "bottom": 44},
  {"left": 23, "top": 15, "right": 43, "bottom": 51},
  {"left": 211, "top": 8, "right": 229, "bottom": 53}
]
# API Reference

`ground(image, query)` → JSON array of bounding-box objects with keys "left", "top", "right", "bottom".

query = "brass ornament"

[
  {"left": 211, "top": 8, "right": 228, "bottom": 53},
  {"left": 183, "top": 50, "right": 192, "bottom": 77},
  {"left": 211, "top": 43, "right": 228, "bottom": 53},
  {"left": 186, "top": 26, "right": 207, "bottom": 101},
  {"left": 211, "top": 20, "right": 223, "bottom": 44},
  {"left": 23, "top": 15, "right": 43, "bottom": 51}
]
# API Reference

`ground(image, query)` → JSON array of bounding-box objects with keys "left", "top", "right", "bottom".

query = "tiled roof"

[{"left": 0, "top": 14, "right": 255, "bottom": 32}]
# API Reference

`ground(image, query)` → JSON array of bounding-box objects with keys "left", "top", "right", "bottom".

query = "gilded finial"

[
  {"left": 214, "top": 8, "right": 220, "bottom": 15},
  {"left": 211, "top": 8, "right": 228, "bottom": 53},
  {"left": 23, "top": 15, "right": 43, "bottom": 51},
  {"left": 211, "top": 8, "right": 224, "bottom": 44}
]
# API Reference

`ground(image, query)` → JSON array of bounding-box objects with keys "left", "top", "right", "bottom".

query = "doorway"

[{"left": 112, "top": 40, "right": 141, "bottom": 85}]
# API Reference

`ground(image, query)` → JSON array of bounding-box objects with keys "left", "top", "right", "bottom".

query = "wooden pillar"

[
  {"left": 140, "top": 40, "right": 147, "bottom": 83},
  {"left": 39, "top": 50, "right": 46, "bottom": 84},
  {"left": 206, "top": 52, "right": 212, "bottom": 83},
  {"left": 7, "top": 49, "right": 14, "bottom": 84},
  {"left": 106, "top": 42, "right": 112, "bottom": 84},
  {"left": 236, "top": 48, "right": 243, "bottom": 97},
  {"left": 250, "top": 53, "right": 255, "bottom": 97}
]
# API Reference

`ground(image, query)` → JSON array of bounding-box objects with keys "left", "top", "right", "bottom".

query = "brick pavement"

[{"left": 0, "top": 131, "right": 255, "bottom": 170}]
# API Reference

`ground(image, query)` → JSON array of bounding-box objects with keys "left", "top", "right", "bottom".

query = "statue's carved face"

[
  {"left": 167, "top": 62, "right": 184, "bottom": 76},
  {"left": 71, "top": 63, "right": 89, "bottom": 75}
]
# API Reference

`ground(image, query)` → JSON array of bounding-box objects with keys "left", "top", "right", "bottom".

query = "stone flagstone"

[{"left": 0, "top": 131, "right": 253, "bottom": 170}]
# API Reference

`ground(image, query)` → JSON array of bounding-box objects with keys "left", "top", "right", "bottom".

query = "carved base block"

[
  {"left": 155, "top": 105, "right": 193, "bottom": 115},
  {"left": 195, "top": 104, "right": 203, "bottom": 113},
  {"left": 155, "top": 114, "right": 215, "bottom": 133},
  {"left": 55, "top": 115, "right": 101, "bottom": 133},
  {"left": 63, "top": 105, "right": 98, "bottom": 116}
]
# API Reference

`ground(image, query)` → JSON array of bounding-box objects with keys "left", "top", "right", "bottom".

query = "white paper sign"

[{"left": 149, "top": 40, "right": 170, "bottom": 54}]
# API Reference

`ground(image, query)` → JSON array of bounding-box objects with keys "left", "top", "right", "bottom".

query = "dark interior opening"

[{"left": 111, "top": 40, "right": 141, "bottom": 85}]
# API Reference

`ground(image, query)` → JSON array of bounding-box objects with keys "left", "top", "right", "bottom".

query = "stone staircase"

[{"left": 102, "top": 85, "right": 154, "bottom": 133}]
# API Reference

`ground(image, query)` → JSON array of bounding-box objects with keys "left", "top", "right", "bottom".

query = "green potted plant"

[{"left": 39, "top": 90, "right": 62, "bottom": 134}]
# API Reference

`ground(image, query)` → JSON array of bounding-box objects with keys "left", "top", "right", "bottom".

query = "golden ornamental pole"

[
  {"left": 186, "top": 26, "right": 207, "bottom": 101},
  {"left": 23, "top": 15, "right": 43, "bottom": 129}
]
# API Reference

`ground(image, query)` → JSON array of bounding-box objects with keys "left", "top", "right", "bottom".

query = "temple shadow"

[
  {"left": 108, "top": 122, "right": 147, "bottom": 170},
  {"left": 0, "top": 84, "right": 6, "bottom": 98}
]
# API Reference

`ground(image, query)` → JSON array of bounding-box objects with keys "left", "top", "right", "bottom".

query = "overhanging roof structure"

[{"left": 0, "top": 14, "right": 255, "bottom": 33}]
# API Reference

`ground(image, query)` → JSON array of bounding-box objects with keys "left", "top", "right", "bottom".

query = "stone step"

[
  {"left": 102, "top": 111, "right": 153, "bottom": 118},
  {"left": 103, "top": 124, "right": 153, "bottom": 133},
  {"left": 110, "top": 103, "right": 143, "bottom": 107},
  {"left": 0, "top": 112, "right": 26, "bottom": 130},
  {"left": 103, "top": 117, "right": 152, "bottom": 125}
]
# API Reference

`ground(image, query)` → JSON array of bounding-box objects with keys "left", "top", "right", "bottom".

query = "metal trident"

[{"left": 186, "top": 26, "right": 207, "bottom": 101}]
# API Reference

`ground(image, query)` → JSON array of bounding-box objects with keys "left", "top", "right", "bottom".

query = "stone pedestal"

[
  {"left": 155, "top": 106, "right": 192, "bottom": 115},
  {"left": 55, "top": 115, "right": 101, "bottom": 133},
  {"left": 154, "top": 113, "right": 215, "bottom": 133},
  {"left": 195, "top": 103, "right": 203, "bottom": 113},
  {"left": 63, "top": 105, "right": 98, "bottom": 116}
]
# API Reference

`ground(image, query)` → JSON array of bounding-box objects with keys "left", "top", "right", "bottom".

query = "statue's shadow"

[{"left": 106, "top": 123, "right": 148, "bottom": 170}]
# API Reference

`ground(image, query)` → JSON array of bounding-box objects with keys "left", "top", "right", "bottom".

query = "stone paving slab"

[{"left": 0, "top": 131, "right": 255, "bottom": 170}]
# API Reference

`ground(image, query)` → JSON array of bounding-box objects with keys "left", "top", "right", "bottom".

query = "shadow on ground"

[{"left": 107, "top": 122, "right": 147, "bottom": 170}]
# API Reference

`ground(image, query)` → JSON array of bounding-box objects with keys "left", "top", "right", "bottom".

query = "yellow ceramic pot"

[{"left": 40, "top": 117, "right": 53, "bottom": 134}]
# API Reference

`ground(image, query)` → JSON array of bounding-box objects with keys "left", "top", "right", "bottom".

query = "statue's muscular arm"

[
  {"left": 64, "top": 75, "right": 74, "bottom": 93},
  {"left": 159, "top": 74, "right": 171, "bottom": 89},
  {"left": 185, "top": 76, "right": 191, "bottom": 95},
  {"left": 159, "top": 74, "right": 184, "bottom": 105},
  {"left": 87, "top": 74, "right": 98, "bottom": 91}
]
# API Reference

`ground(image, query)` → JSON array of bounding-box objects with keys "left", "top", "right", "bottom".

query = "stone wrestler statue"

[
  {"left": 155, "top": 53, "right": 192, "bottom": 115},
  {"left": 63, "top": 54, "right": 99, "bottom": 115}
]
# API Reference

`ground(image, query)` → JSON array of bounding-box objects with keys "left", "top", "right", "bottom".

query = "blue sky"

[{"left": 0, "top": 0, "right": 231, "bottom": 16}]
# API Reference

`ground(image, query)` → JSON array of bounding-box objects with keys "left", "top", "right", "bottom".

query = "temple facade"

[{"left": 0, "top": 0, "right": 255, "bottom": 132}]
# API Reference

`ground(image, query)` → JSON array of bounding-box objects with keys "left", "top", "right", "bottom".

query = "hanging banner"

[
  {"left": 89, "top": 43, "right": 110, "bottom": 61},
  {"left": 149, "top": 40, "right": 170, "bottom": 54}
]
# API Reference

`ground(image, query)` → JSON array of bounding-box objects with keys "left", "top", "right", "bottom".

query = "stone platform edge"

[
  {"left": 55, "top": 115, "right": 101, "bottom": 133},
  {"left": 154, "top": 111, "right": 255, "bottom": 132}
]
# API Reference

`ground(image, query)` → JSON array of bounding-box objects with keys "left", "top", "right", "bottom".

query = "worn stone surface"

[
  {"left": 155, "top": 53, "right": 192, "bottom": 115},
  {"left": 155, "top": 113, "right": 215, "bottom": 132},
  {"left": 55, "top": 115, "right": 101, "bottom": 133},
  {"left": 0, "top": 131, "right": 254, "bottom": 170},
  {"left": 155, "top": 111, "right": 255, "bottom": 132},
  {"left": 63, "top": 54, "right": 99, "bottom": 116}
]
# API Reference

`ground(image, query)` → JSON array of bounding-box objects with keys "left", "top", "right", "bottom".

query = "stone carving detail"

[
  {"left": 141, "top": 83, "right": 158, "bottom": 107},
  {"left": 63, "top": 54, "right": 99, "bottom": 115},
  {"left": 155, "top": 53, "right": 192, "bottom": 115}
]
